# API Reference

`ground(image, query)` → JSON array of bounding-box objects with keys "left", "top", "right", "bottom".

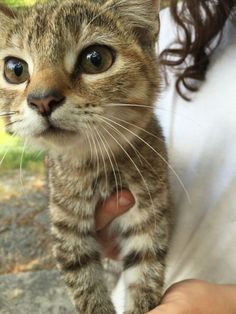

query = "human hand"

[
  {"left": 95, "top": 189, "right": 135, "bottom": 260},
  {"left": 147, "top": 279, "right": 236, "bottom": 314}
]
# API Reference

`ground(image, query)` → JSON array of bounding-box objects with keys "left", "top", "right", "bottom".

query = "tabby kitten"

[{"left": 0, "top": 0, "right": 171, "bottom": 313}]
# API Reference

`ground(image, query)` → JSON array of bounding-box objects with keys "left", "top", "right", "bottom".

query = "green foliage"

[
  {"left": 0, "top": 147, "right": 44, "bottom": 172},
  {"left": 1, "top": 0, "right": 36, "bottom": 6}
]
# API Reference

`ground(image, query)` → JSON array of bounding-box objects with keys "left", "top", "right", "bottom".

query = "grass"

[
  {"left": 0, "top": 122, "right": 44, "bottom": 172},
  {"left": 1, "top": 0, "right": 35, "bottom": 5}
]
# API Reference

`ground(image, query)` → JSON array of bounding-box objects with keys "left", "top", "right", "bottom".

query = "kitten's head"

[{"left": 0, "top": 0, "right": 160, "bottom": 160}]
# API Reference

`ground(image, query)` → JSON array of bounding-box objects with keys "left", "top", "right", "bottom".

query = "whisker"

[
  {"left": 83, "top": 125, "right": 94, "bottom": 165},
  {"left": 4, "top": 120, "right": 23, "bottom": 128},
  {"left": 95, "top": 125, "right": 123, "bottom": 193},
  {"left": 89, "top": 123, "right": 109, "bottom": 194},
  {"left": 99, "top": 122, "right": 156, "bottom": 221},
  {"left": 96, "top": 115, "right": 153, "bottom": 171},
  {"left": 106, "top": 103, "right": 202, "bottom": 127},
  {"left": 34, "top": 149, "right": 45, "bottom": 160},
  {"left": 106, "top": 114, "right": 165, "bottom": 144},
  {"left": 106, "top": 103, "right": 153, "bottom": 110},
  {"left": 101, "top": 115, "right": 191, "bottom": 204},
  {"left": 0, "top": 147, "right": 10, "bottom": 167},
  {"left": 83, "top": 1, "right": 123, "bottom": 34},
  {"left": 0, "top": 112, "right": 18, "bottom": 117},
  {"left": 93, "top": 125, "right": 120, "bottom": 204},
  {"left": 106, "top": 116, "right": 175, "bottom": 180},
  {"left": 87, "top": 122, "right": 100, "bottom": 190}
]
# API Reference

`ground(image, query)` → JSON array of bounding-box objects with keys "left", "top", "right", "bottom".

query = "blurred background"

[
  {"left": 0, "top": 2, "right": 44, "bottom": 173},
  {"left": 1, "top": 0, "right": 34, "bottom": 5}
]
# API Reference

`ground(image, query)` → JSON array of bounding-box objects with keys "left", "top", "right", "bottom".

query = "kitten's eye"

[
  {"left": 79, "top": 45, "right": 114, "bottom": 74},
  {"left": 4, "top": 57, "right": 29, "bottom": 84}
]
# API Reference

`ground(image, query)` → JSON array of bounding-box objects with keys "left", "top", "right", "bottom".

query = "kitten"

[{"left": 0, "top": 1, "right": 171, "bottom": 313}]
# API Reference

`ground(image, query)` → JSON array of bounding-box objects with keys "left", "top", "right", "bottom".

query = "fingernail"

[{"left": 118, "top": 196, "right": 132, "bottom": 207}]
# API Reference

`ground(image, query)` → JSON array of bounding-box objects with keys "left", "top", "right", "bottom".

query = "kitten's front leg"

[
  {"left": 116, "top": 203, "right": 170, "bottom": 314},
  {"left": 50, "top": 202, "right": 116, "bottom": 314}
]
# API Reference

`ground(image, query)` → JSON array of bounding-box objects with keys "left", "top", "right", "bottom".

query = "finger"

[{"left": 95, "top": 189, "right": 135, "bottom": 231}]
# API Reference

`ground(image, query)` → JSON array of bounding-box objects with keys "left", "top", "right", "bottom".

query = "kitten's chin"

[
  {"left": 33, "top": 129, "right": 90, "bottom": 164},
  {"left": 26, "top": 125, "right": 80, "bottom": 150},
  {"left": 38, "top": 125, "right": 77, "bottom": 139}
]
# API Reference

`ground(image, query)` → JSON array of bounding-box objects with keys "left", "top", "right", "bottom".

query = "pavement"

[
  {"left": 0, "top": 170, "right": 76, "bottom": 313},
  {"left": 0, "top": 270, "right": 75, "bottom": 314}
]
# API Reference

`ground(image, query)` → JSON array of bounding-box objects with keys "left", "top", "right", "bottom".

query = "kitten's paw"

[
  {"left": 91, "top": 304, "right": 116, "bottom": 314},
  {"left": 124, "top": 310, "right": 152, "bottom": 314},
  {"left": 124, "top": 289, "right": 161, "bottom": 314},
  {"left": 124, "top": 300, "right": 159, "bottom": 314},
  {"left": 76, "top": 300, "right": 116, "bottom": 314}
]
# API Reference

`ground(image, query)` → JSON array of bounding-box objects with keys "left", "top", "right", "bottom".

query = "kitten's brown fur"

[{"left": 0, "top": 1, "right": 171, "bottom": 313}]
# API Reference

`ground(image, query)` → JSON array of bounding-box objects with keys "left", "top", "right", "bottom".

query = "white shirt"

[{"left": 157, "top": 8, "right": 236, "bottom": 288}]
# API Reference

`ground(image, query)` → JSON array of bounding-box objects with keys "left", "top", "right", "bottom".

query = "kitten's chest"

[{"left": 48, "top": 157, "right": 129, "bottom": 212}]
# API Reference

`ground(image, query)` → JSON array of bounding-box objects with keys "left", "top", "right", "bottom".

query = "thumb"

[{"left": 95, "top": 190, "right": 135, "bottom": 231}]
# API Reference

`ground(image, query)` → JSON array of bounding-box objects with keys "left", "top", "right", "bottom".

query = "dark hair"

[{"left": 160, "top": 0, "right": 236, "bottom": 100}]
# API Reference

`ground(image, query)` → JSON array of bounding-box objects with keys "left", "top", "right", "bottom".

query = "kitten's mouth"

[
  {"left": 39, "top": 120, "right": 77, "bottom": 137},
  {"left": 44, "top": 125, "right": 64, "bottom": 134}
]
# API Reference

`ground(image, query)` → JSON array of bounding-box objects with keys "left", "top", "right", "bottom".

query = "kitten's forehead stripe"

[
  {"left": 64, "top": 51, "right": 77, "bottom": 74},
  {"left": 9, "top": 34, "right": 23, "bottom": 49},
  {"left": 13, "top": 1, "right": 131, "bottom": 67}
]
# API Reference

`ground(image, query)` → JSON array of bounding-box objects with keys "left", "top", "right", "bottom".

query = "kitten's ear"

[
  {"left": 0, "top": 4, "right": 16, "bottom": 18},
  {"left": 0, "top": 4, "right": 16, "bottom": 26},
  {"left": 106, "top": 0, "right": 160, "bottom": 46}
]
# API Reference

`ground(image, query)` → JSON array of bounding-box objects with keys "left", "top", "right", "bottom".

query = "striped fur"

[{"left": 0, "top": 1, "right": 171, "bottom": 313}]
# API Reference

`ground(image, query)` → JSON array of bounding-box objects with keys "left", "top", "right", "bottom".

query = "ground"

[
  {"left": 0, "top": 169, "right": 75, "bottom": 313},
  {"left": 0, "top": 169, "right": 52, "bottom": 275}
]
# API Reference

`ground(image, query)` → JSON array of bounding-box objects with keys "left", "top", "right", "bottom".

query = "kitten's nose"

[{"left": 27, "top": 90, "right": 65, "bottom": 116}]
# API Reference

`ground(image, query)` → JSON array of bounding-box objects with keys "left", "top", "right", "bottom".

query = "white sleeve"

[{"left": 156, "top": 11, "right": 236, "bottom": 288}]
